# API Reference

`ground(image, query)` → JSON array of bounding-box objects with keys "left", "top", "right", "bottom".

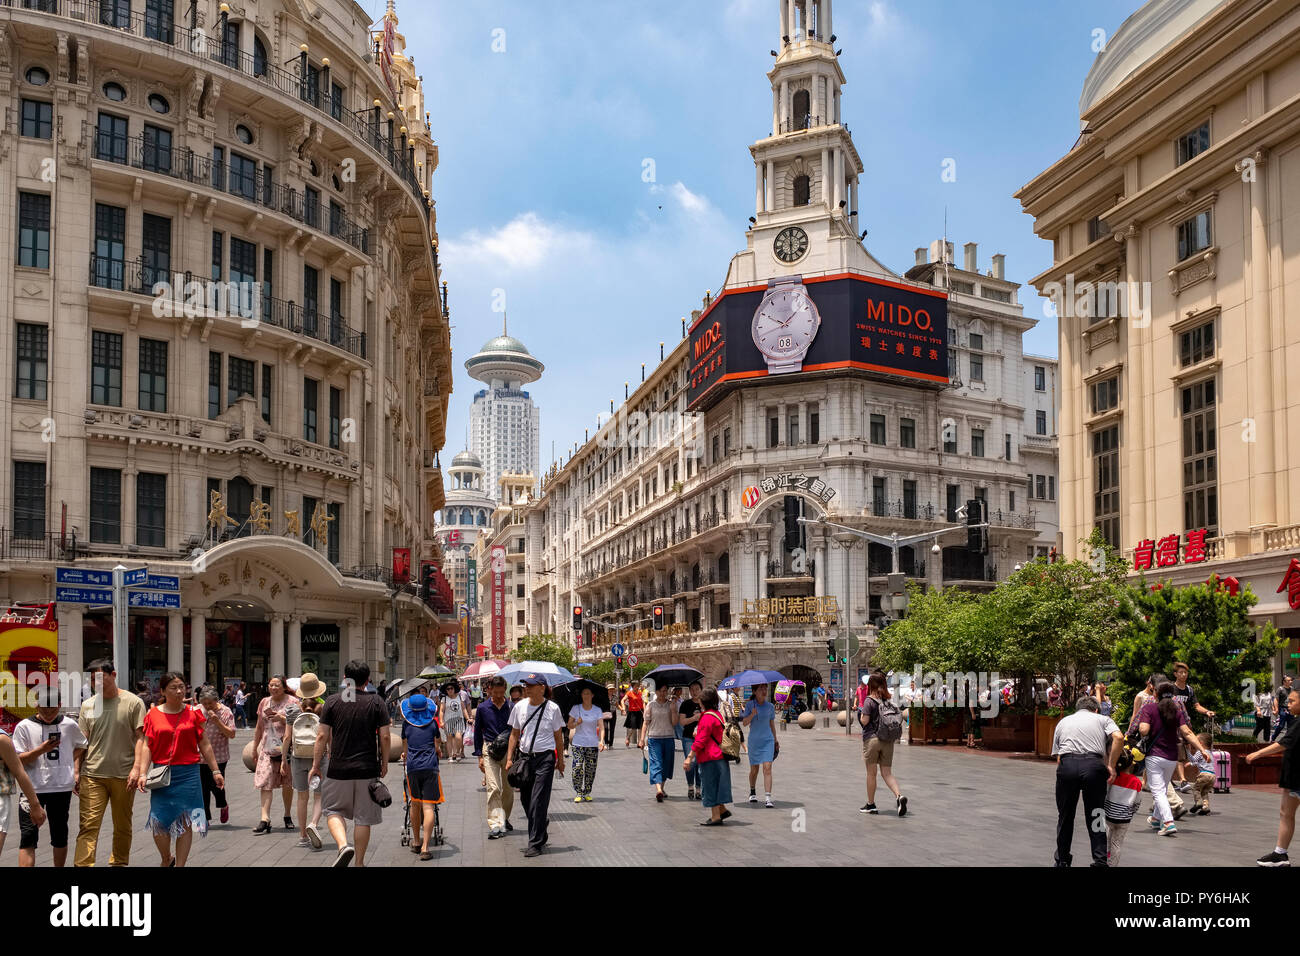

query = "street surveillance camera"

[
  {"left": 931, "top": 542, "right": 941, "bottom": 554},
  {"left": 956, "top": 505, "right": 968, "bottom": 521}
]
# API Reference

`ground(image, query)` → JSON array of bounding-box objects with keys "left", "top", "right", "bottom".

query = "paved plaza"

[{"left": 8, "top": 721, "right": 1284, "bottom": 868}]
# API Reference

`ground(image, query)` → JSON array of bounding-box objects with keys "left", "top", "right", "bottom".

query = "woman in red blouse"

[
  {"left": 138, "top": 672, "right": 224, "bottom": 866},
  {"left": 684, "top": 689, "right": 733, "bottom": 826}
]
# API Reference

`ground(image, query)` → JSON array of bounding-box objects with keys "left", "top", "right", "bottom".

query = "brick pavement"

[{"left": 7, "top": 723, "right": 1285, "bottom": 867}]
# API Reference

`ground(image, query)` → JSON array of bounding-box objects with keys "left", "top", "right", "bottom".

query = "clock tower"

[{"left": 725, "top": 0, "right": 894, "bottom": 289}]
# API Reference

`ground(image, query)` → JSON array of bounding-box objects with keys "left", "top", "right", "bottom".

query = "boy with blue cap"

[{"left": 399, "top": 694, "right": 443, "bottom": 860}]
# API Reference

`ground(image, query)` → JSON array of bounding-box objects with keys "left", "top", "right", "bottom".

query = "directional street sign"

[
  {"left": 838, "top": 633, "right": 860, "bottom": 660},
  {"left": 122, "top": 567, "right": 148, "bottom": 587},
  {"left": 56, "top": 586, "right": 114, "bottom": 605},
  {"left": 611, "top": 642, "right": 626, "bottom": 657},
  {"left": 627, "top": 653, "right": 639, "bottom": 667},
  {"left": 127, "top": 590, "right": 181, "bottom": 609},
  {"left": 55, "top": 568, "right": 112, "bottom": 587},
  {"left": 137, "top": 574, "right": 179, "bottom": 592}
]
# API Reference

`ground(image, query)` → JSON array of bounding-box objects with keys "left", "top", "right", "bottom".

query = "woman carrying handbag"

[{"left": 684, "top": 690, "right": 733, "bottom": 827}]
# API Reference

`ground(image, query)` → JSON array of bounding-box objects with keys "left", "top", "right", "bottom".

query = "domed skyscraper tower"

[{"left": 465, "top": 319, "right": 544, "bottom": 502}]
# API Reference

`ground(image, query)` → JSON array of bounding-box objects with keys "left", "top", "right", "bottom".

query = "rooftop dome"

[
  {"left": 451, "top": 450, "right": 482, "bottom": 469},
  {"left": 464, "top": 318, "right": 544, "bottom": 384},
  {"left": 478, "top": 335, "right": 533, "bottom": 355}
]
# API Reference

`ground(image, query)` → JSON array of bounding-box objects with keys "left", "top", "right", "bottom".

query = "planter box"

[
  {"left": 982, "top": 712, "right": 1035, "bottom": 752},
  {"left": 909, "top": 708, "right": 964, "bottom": 744},
  {"left": 1218, "top": 741, "right": 1283, "bottom": 785},
  {"left": 1034, "top": 713, "right": 1064, "bottom": 758}
]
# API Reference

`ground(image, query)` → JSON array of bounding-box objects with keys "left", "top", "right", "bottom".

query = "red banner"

[
  {"left": 491, "top": 544, "right": 507, "bottom": 658},
  {"left": 392, "top": 547, "right": 411, "bottom": 585}
]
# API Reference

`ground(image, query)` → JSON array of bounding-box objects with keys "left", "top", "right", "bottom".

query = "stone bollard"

[
  {"left": 241, "top": 739, "right": 256, "bottom": 772},
  {"left": 823, "top": 715, "right": 830, "bottom": 728},
  {"left": 798, "top": 711, "right": 816, "bottom": 730},
  {"left": 836, "top": 710, "right": 848, "bottom": 727}
]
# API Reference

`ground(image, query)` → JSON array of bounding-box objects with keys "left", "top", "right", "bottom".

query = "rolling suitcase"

[{"left": 1212, "top": 749, "right": 1232, "bottom": 793}]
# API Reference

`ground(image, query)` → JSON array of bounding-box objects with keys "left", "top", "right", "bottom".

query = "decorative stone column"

[
  {"left": 188, "top": 608, "right": 208, "bottom": 691},
  {"left": 270, "top": 613, "right": 286, "bottom": 678},
  {"left": 1239, "top": 147, "right": 1276, "bottom": 526},
  {"left": 167, "top": 609, "right": 184, "bottom": 672},
  {"left": 346, "top": 617, "right": 364, "bottom": 664},
  {"left": 287, "top": 614, "right": 303, "bottom": 677}
]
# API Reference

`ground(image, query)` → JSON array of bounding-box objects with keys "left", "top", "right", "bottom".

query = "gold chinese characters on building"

[{"left": 739, "top": 595, "right": 840, "bottom": 628}]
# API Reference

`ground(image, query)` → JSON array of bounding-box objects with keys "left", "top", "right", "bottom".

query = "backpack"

[
  {"left": 875, "top": 697, "right": 904, "bottom": 743},
  {"left": 291, "top": 711, "right": 320, "bottom": 759},
  {"left": 718, "top": 712, "right": 744, "bottom": 763}
]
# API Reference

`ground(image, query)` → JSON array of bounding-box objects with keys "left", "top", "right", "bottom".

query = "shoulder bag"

[
  {"left": 505, "top": 703, "right": 548, "bottom": 790},
  {"left": 145, "top": 764, "right": 172, "bottom": 790}
]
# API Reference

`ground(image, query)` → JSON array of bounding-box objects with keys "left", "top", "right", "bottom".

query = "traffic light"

[
  {"left": 573, "top": 606, "right": 583, "bottom": 632},
  {"left": 652, "top": 605, "right": 664, "bottom": 630},
  {"left": 966, "top": 499, "right": 987, "bottom": 554},
  {"left": 420, "top": 562, "right": 436, "bottom": 607},
  {"left": 826, "top": 639, "right": 836, "bottom": 664}
]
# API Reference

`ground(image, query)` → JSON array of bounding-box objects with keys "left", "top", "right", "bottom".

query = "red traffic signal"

[
  {"left": 573, "top": 605, "right": 583, "bottom": 631},
  {"left": 652, "top": 605, "right": 664, "bottom": 630}
]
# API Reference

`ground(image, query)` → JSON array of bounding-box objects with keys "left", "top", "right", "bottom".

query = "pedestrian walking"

[
  {"left": 566, "top": 686, "right": 606, "bottom": 802},
  {"left": 1129, "top": 672, "right": 1185, "bottom": 819},
  {"left": 1093, "top": 682, "right": 1113, "bottom": 718},
  {"left": 283, "top": 674, "right": 327, "bottom": 850},
  {"left": 234, "top": 683, "right": 250, "bottom": 729},
  {"left": 603, "top": 683, "right": 618, "bottom": 749},
  {"left": 1135, "top": 682, "right": 1213, "bottom": 837},
  {"left": 1247, "top": 686, "right": 1300, "bottom": 866},
  {"left": 858, "top": 673, "right": 906, "bottom": 816},
  {"left": 196, "top": 686, "right": 235, "bottom": 826},
  {"left": 473, "top": 675, "right": 515, "bottom": 839},
  {"left": 1050, "top": 695, "right": 1124, "bottom": 866},
  {"left": 12, "top": 686, "right": 84, "bottom": 867},
  {"left": 621, "top": 683, "right": 644, "bottom": 748},
  {"left": 741, "top": 682, "right": 777, "bottom": 807},
  {"left": 399, "top": 694, "right": 444, "bottom": 860},
  {"left": 251, "top": 675, "right": 296, "bottom": 834},
  {"left": 679, "top": 681, "right": 703, "bottom": 800},
  {"left": 1168, "top": 663, "right": 1214, "bottom": 791},
  {"left": 505, "top": 675, "right": 565, "bottom": 858},
  {"left": 1255, "top": 687, "right": 1276, "bottom": 742},
  {"left": 641, "top": 682, "right": 679, "bottom": 802},
  {"left": 1272, "top": 676, "right": 1295, "bottom": 742},
  {"left": 311, "top": 660, "right": 392, "bottom": 868},
  {"left": 1, "top": 720, "right": 48, "bottom": 860},
  {"left": 439, "top": 680, "right": 468, "bottom": 762},
  {"left": 1186, "top": 734, "right": 1216, "bottom": 815},
  {"left": 73, "top": 659, "right": 146, "bottom": 867},
  {"left": 684, "top": 689, "right": 732, "bottom": 826},
  {"left": 138, "top": 672, "right": 224, "bottom": 867},
  {"left": 1103, "top": 743, "right": 1145, "bottom": 867}
]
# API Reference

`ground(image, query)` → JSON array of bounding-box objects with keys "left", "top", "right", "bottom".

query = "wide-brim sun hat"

[
  {"left": 401, "top": 694, "right": 436, "bottom": 726},
  {"left": 298, "top": 672, "right": 326, "bottom": 699}
]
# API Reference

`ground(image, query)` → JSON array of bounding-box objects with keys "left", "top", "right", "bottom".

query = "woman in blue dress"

[{"left": 741, "top": 683, "right": 778, "bottom": 807}]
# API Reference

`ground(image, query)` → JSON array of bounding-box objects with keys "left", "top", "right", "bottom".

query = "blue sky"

[{"left": 374, "top": 0, "right": 1142, "bottom": 472}]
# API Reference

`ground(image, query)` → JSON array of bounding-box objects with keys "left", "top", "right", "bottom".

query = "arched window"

[
  {"left": 477, "top": 510, "right": 488, "bottom": 526},
  {"left": 460, "top": 507, "right": 472, "bottom": 525},
  {"left": 792, "top": 89, "right": 811, "bottom": 128},
  {"left": 793, "top": 174, "right": 810, "bottom": 207},
  {"left": 253, "top": 35, "right": 268, "bottom": 78}
]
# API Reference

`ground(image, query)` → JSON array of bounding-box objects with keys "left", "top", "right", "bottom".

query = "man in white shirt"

[
  {"left": 13, "top": 687, "right": 87, "bottom": 867},
  {"left": 505, "top": 675, "right": 565, "bottom": 858},
  {"left": 1051, "top": 696, "right": 1124, "bottom": 867}
]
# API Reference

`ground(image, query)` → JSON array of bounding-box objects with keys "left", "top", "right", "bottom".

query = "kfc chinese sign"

[{"left": 1132, "top": 528, "right": 1210, "bottom": 571}]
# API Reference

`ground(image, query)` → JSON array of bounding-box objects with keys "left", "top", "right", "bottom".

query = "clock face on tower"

[
  {"left": 773, "top": 226, "right": 809, "bottom": 263},
  {"left": 751, "top": 279, "right": 822, "bottom": 374}
]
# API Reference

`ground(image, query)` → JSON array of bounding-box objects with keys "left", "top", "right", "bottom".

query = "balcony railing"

[
  {"left": 767, "top": 558, "right": 815, "bottom": 578},
  {"left": 0, "top": 529, "right": 81, "bottom": 562},
  {"left": 18, "top": 0, "right": 428, "bottom": 210}
]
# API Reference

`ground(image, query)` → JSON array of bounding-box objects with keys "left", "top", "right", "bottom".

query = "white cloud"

[
  {"left": 441, "top": 213, "right": 595, "bottom": 271},
  {"left": 648, "top": 181, "right": 716, "bottom": 220},
  {"left": 724, "top": 0, "right": 765, "bottom": 23}
]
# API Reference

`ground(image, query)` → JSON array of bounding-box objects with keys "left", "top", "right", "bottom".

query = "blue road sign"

[
  {"left": 122, "top": 567, "right": 148, "bottom": 587},
  {"left": 611, "top": 642, "right": 626, "bottom": 658},
  {"left": 56, "top": 586, "right": 114, "bottom": 605},
  {"left": 137, "top": 574, "right": 179, "bottom": 591},
  {"left": 55, "top": 568, "right": 112, "bottom": 587},
  {"left": 127, "top": 590, "right": 180, "bottom": 609}
]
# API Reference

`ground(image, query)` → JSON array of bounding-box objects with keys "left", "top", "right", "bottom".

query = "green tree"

[
  {"left": 1110, "top": 576, "right": 1283, "bottom": 731},
  {"left": 513, "top": 634, "right": 577, "bottom": 673}
]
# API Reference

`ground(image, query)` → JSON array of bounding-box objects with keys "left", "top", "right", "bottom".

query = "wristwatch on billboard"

[{"left": 751, "top": 275, "right": 822, "bottom": 374}]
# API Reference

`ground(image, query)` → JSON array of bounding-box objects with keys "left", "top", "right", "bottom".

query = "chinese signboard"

[
  {"left": 738, "top": 595, "right": 840, "bottom": 628},
  {"left": 490, "top": 545, "right": 506, "bottom": 658},
  {"left": 1132, "top": 528, "right": 1210, "bottom": 570},
  {"left": 759, "top": 473, "right": 836, "bottom": 504},
  {"left": 467, "top": 558, "right": 477, "bottom": 613},
  {"left": 1278, "top": 558, "right": 1300, "bottom": 612},
  {"left": 0, "top": 603, "right": 58, "bottom": 733}
]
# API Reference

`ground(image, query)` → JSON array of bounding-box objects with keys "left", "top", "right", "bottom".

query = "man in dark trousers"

[
  {"left": 1050, "top": 695, "right": 1124, "bottom": 867},
  {"left": 504, "top": 674, "right": 565, "bottom": 858}
]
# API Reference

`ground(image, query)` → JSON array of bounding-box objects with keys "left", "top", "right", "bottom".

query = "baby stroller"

[{"left": 400, "top": 774, "right": 445, "bottom": 848}]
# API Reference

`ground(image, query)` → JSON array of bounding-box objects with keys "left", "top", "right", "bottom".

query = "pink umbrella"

[{"left": 461, "top": 659, "right": 509, "bottom": 679}]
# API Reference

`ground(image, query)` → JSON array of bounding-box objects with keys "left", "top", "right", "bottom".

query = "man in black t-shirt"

[
  {"left": 1274, "top": 676, "right": 1296, "bottom": 742},
  {"left": 678, "top": 681, "right": 703, "bottom": 800},
  {"left": 1170, "top": 662, "right": 1214, "bottom": 790},
  {"left": 310, "top": 659, "right": 390, "bottom": 868}
]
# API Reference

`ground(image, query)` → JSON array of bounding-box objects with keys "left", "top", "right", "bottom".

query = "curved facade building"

[
  {"left": 465, "top": 326, "right": 542, "bottom": 501},
  {"left": 434, "top": 449, "right": 495, "bottom": 614},
  {"left": 0, "top": 0, "right": 454, "bottom": 696}
]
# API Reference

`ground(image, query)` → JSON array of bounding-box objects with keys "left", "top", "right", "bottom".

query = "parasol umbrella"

[
  {"left": 385, "top": 676, "right": 433, "bottom": 704},
  {"left": 461, "top": 659, "right": 509, "bottom": 680},
  {"left": 717, "top": 669, "right": 786, "bottom": 690},
  {"left": 641, "top": 664, "right": 705, "bottom": 690},
  {"left": 417, "top": 664, "right": 453, "bottom": 679},
  {"left": 552, "top": 678, "right": 611, "bottom": 716},
  {"left": 495, "top": 660, "right": 575, "bottom": 687}
]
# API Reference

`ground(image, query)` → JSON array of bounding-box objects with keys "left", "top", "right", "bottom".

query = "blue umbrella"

[
  {"left": 717, "top": 669, "right": 786, "bottom": 690},
  {"left": 496, "top": 661, "right": 575, "bottom": 687}
]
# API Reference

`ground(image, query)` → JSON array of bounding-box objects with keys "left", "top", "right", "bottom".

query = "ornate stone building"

[{"left": 0, "top": 0, "right": 455, "bottom": 693}]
